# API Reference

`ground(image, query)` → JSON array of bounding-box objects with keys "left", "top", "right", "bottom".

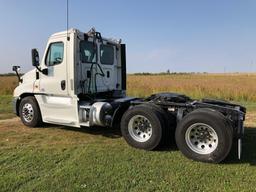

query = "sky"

[{"left": 0, "top": 0, "right": 256, "bottom": 73}]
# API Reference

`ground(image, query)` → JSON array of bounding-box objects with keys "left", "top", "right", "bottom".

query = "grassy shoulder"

[
  {"left": 0, "top": 120, "right": 256, "bottom": 191},
  {"left": 0, "top": 95, "right": 16, "bottom": 120}
]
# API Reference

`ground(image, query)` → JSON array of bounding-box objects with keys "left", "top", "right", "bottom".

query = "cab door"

[{"left": 35, "top": 37, "right": 79, "bottom": 127}]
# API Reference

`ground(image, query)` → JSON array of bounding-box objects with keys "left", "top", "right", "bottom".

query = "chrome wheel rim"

[
  {"left": 128, "top": 115, "right": 152, "bottom": 142},
  {"left": 22, "top": 103, "right": 34, "bottom": 123},
  {"left": 185, "top": 123, "right": 218, "bottom": 155}
]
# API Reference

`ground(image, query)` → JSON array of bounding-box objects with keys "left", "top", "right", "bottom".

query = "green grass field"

[
  {"left": 1, "top": 74, "right": 256, "bottom": 191},
  {"left": 0, "top": 120, "right": 256, "bottom": 192}
]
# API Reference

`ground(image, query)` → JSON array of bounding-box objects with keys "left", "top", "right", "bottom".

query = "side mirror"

[
  {"left": 31, "top": 49, "right": 40, "bottom": 66},
  {"left": 12, "top": 65, "right": 22, "bottom": 83},
  {"left": 31, "top": 49, "right": 48, "bottom": 76},
  {"left": 12, "top": 65, "right": 20, "bottom": 72}
]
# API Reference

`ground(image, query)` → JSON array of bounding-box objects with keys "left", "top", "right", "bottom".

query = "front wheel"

[
  {"left": 19, "top": 96, "right": 42, "bottom": 127},
  {"left": 175, "top": 108, "right": 233, "bottom": 163}
]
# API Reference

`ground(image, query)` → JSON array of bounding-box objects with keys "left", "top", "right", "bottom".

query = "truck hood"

[
  {"left": 13, "top": 69, "right": 36, "bottom": 97},
  {"left": 21, "top": 69, "right": 36, "bottom": 83}
]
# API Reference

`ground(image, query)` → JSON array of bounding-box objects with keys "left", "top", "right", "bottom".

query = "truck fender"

[
  {"left": 15, "top": 93, "right": 36, "bottom": 116},
  {"left": 111, "top": 104, "right": 130, "bottom": 129}
]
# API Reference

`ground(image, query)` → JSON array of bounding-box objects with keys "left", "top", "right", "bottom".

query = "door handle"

[{"left": 61, "top": 80, "right": 66, "bottom": 90}]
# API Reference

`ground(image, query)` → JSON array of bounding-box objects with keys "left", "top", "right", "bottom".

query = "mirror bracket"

[
  {"left": 35, "top": 66, "right": 48, "bottom": 76},
  {"left": 42, "top": 68, "right": 48, "bottom": 75},
  {"left": 12, "top": 65, "right": 22, "bottom": 83}
]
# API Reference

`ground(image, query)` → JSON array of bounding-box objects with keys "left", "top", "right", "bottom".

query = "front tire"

[
  {"left": 175, "top": 108, "right": 233, "bottom": 163},
  {"left": 121, "top": 105, "right": 164, "bottom": 150},
  {"left": 19, "top": 96, "right": 42, "bottom": 127}
]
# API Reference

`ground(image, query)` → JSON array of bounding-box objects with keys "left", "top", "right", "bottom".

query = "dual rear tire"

[
  {"left": 121, "top": 105, "right": 233, "bottom": 163},
  {"left": 175, "top": 109, "right": 233, "bottom": 163},
  {"left": 121, "top": 105, "right": 164, "bottom": 150}
]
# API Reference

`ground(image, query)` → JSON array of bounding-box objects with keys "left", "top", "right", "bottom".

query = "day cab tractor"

[{"left": 12, "top": 28, "right": 246, "bottom": 163}]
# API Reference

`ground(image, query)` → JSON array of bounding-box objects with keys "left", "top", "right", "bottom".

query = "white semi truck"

[{"left": 12, "top": 28, "right": 246, "bottom": 163}]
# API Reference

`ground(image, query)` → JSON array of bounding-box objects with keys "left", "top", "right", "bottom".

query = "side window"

[
  {"left": 45, "top": 42, "right": 64, "bottom": 66},
  {"left": 100, "top": 44, "right": 114, "bottom": 65},
  {"left": 80, "top": 41, "right": 97, "bottom": 63}
]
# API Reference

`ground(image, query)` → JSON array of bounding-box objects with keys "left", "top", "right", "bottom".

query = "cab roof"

[{"left": 50, "top": 28, "right": 121, "bottom": 45}]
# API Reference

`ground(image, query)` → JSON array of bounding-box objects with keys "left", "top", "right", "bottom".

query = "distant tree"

[
  {"left": 0, "top": 73, "right": 16, "bottom": 76},
  {"left": 166, "top": 69, "right": 170, "bottom": 74}
]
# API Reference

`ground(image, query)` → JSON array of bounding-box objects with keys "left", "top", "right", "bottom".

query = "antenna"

[
  {"left": 66, "top": 0, "right": 69, "bottom": 41},
  {"left": 65, "top": 0, "right": 70, "bottom": 95}
]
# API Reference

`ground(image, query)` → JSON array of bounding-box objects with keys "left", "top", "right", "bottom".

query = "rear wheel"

[
  {"left": 121, "top": 105, "right": 164, "bottom": 150},
  {"left": 19, "top": 96, "right": 42, "bottom": 127},
  {"left": 185, "top": 123, "right": 219, "bottom": 155},
  {"left": 175, "top": 108, "right": 233, "bottom": 163},
  {"left": 139, "top": 103, "right": 176, "bottom": 146}
]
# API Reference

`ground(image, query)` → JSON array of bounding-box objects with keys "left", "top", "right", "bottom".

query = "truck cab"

[{"left": 13, "top": 28, "right": 128, "bottom": 127}]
